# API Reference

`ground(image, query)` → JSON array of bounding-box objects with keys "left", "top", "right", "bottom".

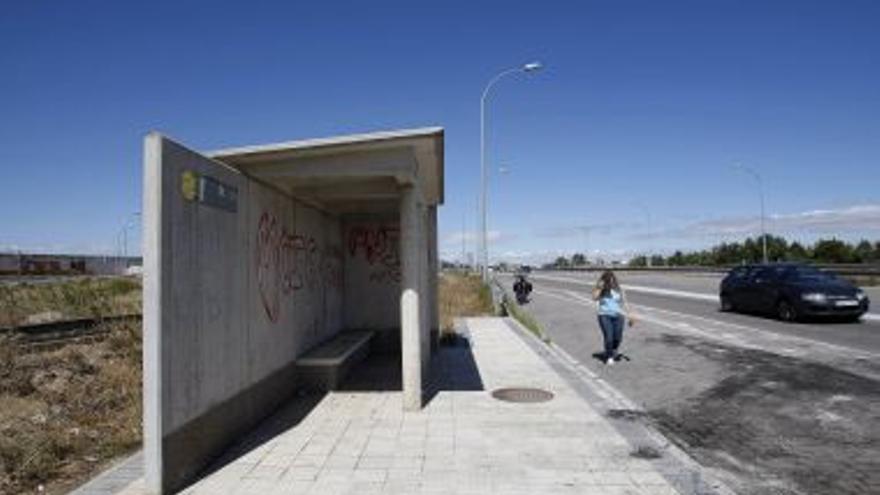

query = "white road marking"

[
  {"left": 625, "top": 284, "right": 719, "bottom": 302},
  {"left": 527, "top": 273, "right": 880, "bottom": 322},
  {"left": 632, "top": 304, "right": 880, "bottom": 358}
]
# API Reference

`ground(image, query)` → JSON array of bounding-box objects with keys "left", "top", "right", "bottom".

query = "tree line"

[{"left": 554, "top": 236, "right": 880, "bottom": 268}]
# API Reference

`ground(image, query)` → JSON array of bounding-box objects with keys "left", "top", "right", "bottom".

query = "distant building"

[{"left": 0, "top": 253, "right": 141, "bottom": 276}]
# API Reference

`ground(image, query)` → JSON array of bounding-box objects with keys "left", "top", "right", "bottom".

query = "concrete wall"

[
  {"left": 143, "top": 135, "right": 344, "bottom": 494},
  {"left": 342, "top": 214, "right": 401, "bottom": 332}
]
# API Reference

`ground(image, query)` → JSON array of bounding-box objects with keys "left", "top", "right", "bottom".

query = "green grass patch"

[
  {"left": 0, "top": 277, "right": 142, "bottom": 328},
  {"left": 503, "top": 294, "right": 550, "bottom": 343}
]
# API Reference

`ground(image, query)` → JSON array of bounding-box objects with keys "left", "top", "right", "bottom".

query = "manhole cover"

[{"left": 491, "top": 387, "right": 554, "bottom": 403}]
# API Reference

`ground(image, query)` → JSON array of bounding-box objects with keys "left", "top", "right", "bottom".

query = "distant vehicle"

[
  {"left": 513, "top": 274, "right": 533, "bottom": 305},
  {"left": 719, "top": 263, "right": 870, "bottom": 322}
]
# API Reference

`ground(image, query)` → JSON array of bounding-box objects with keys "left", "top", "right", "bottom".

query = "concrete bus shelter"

[{"left": 142, "top": 127, "right": 443, "bottom": 494}]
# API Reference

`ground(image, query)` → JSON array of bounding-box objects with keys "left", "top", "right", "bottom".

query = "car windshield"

[{"left": 783, "top": 267, "right": 835, "bottom": 282}]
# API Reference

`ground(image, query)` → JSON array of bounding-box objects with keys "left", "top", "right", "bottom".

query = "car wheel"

[
  {"left": 777, "top": 299, "right": 798, "bottom": 322},
  {"left": 720, "top": 294, "right": 735, "bottom": 312}
]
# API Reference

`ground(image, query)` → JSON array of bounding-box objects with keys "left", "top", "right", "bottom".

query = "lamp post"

[
  {"left": 480, "top": 61, "right": 542, "bottom": 281},
  {"left": 461, "top": 211, "right": 467, "bottom": 270},
  {"left": 117, "top": 211, "right": 141, "bottom": 258},
  {"left": 581, "top": 226, "right": 591, "bottom": 267},
  {"left": 632, "top": 201, "right": 653, "bottom": 267},
  {"left": 733, "top": 164, "right": 768, "bottom": 264}
]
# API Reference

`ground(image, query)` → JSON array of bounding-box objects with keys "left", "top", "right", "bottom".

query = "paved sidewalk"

[{"left": 86, "top": 317, "right": 727, "bottom": 494}]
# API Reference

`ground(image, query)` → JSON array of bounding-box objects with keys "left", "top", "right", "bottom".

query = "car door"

[
  {"left": 748, "top": 267, "right": 781, "bottom": 313},
  {"left": 723, "top": 267, "right": 750, "bottom": 308}
]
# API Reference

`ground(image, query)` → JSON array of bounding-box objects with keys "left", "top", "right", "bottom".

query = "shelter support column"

[
  {"left": 400, "top": 185, "right": 424, "bottom": 410},
  {"left": 419, "top": 206, "right": 430, "bottom": 377},
  {"left": 428, "top": 206, "right": 439, "bottom": 353}
]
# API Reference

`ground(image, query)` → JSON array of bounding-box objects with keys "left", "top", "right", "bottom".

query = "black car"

[{"left": 719, "top": 263, "right": 870, "bottom": 322}]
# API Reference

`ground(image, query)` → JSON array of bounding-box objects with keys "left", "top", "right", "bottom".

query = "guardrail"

[{"left": 541, "top": 264, "right": 880, "bottom": 277}]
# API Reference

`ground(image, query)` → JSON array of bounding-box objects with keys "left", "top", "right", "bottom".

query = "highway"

[
  {"left": 498, "top": 270, "right": 880, "bottom": 495},
  {"left": 530, "top": 271, "right": 880, "bottom": 353}
]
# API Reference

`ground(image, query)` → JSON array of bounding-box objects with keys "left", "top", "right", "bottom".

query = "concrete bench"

[{"left": 295, "top": 330, "right": 374, "bottom": 391}]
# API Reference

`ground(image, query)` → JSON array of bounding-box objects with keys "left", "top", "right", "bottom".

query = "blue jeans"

[{"left": 598, "top": 314, "right": 624, "bottom": 359}]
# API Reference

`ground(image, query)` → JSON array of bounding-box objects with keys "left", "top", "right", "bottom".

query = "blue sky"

[{"left": 1, "top": 1, "right": 878, "bottom": 263}]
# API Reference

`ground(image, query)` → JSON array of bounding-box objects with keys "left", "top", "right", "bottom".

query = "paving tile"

[
  {"left": 351, "top": 468, "right": 387, "bottom": 483},
  {"left": 74, "top": 317, "right": 720, "bottom": 495},
  {"left": 281, "top": 466, "right": 320, "bottom": 482},
  {"left": 356, "top": 455, "right": 394, "bottom": 469},
  {"left": 268, "top": 480, "right": 313, "bottom": 494},
  {"left": 291, "top": 455, "right": 327, "bottom": 468},
  {"left": 324, "top": 455, "right": 359, "bottom": 470},
  {"left": 383, "top": 481, "right": 421, "bottom": 494},
  {"left": 386, "top": 468, "right": 422, "bottom": 481}
]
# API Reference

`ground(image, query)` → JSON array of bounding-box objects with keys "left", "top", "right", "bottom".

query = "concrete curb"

[
  {"left": 67, "top": 450, "right": 143, "bottom": 495},
  {"left": 501, "top": 316, "right": 738, "bottom": 495}
]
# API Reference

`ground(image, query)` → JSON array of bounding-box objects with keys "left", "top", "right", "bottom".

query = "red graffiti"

[
  {"left": 323, "top": 246, "right": 344, "bottom": 290},
  {"left": 256, "top": 212, "right": 282, "bottom": 322},
  {"left": 347, "top": 225, "right": 401, "bottom": 283},
  {"left": 256, "top": 211, "right": 343, "bottom": 323}
]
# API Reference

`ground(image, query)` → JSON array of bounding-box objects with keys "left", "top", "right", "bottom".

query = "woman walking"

[{"left": 591, "top": 270, "right": 635, "bottom": 365}]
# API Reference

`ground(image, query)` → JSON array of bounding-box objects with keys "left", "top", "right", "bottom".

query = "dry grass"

[
  {"left": 0, "top": 281, "right": 142, "bottom": 494},
  {"left": 504, "top": 296, "right": 548, "bottom": 342},
  {"left": 0, "top": 277, "right": 142, "bottom": 328},
  {"left": 438, "top": 271, "right": 494, "bottom": 335}
]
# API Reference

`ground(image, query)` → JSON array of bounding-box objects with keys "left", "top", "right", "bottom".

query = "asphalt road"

[
  {"left": 499, "top": 271, "right": 880, "bottom": 495},
  {"left": 532, "top": 270, "right": 880, "bottom": 309},
  {"left": 531, "top": 271, "right": 880, "bottom": 354}
]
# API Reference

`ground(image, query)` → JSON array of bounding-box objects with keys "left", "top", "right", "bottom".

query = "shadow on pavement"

[
  {"left": 717, "top": 307, "right": 865, "bottom": 325},
  {"left": 338, "top": 333, "right": 485, "bottom": 406},
  {"left": 182, "top": 389, "right": 327, "bottom": 491},
  {"left": 182, "top": 331, "right": 485, "bottom": 490},
  {"left": 591, "top": 351, "right": 632, "bottom": 363}
]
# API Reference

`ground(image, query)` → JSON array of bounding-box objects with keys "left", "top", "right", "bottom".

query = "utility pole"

[{"left": 461, "top": 212, "right": 467, "bottom": 271}]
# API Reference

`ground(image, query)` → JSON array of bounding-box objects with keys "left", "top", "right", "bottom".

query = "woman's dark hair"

[{"left": 598, "top": 270, "right": 619, "bottom": 298}]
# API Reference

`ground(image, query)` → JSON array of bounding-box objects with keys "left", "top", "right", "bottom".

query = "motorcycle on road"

[{"left": 513, "top": 275, "right": 533, "bottom": 305}]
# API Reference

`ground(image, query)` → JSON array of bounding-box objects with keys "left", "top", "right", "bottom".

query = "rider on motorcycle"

[{"left": 513, "top": 274, "right": 533, "bottom": 303}]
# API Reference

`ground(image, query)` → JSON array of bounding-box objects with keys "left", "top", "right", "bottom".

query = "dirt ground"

[{"left": 0, "top": 320, "right": 142, "bottom": 495}]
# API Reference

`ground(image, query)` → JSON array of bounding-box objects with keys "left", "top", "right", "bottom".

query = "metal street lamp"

[
  {"left": 116, "top": 211, "right": 142, "bottom": 258},
  {"left": 580, "top": 226, "right": 591, "bottom": 267},
  {"left": 733, "top": 163, "right": 768, "bottom": 264},
  {"left": 480, "top": 61, "right": 543, "bottom": 281},
  {"left": 632, "top": 201, "right": 653, "bottom": 267}
]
